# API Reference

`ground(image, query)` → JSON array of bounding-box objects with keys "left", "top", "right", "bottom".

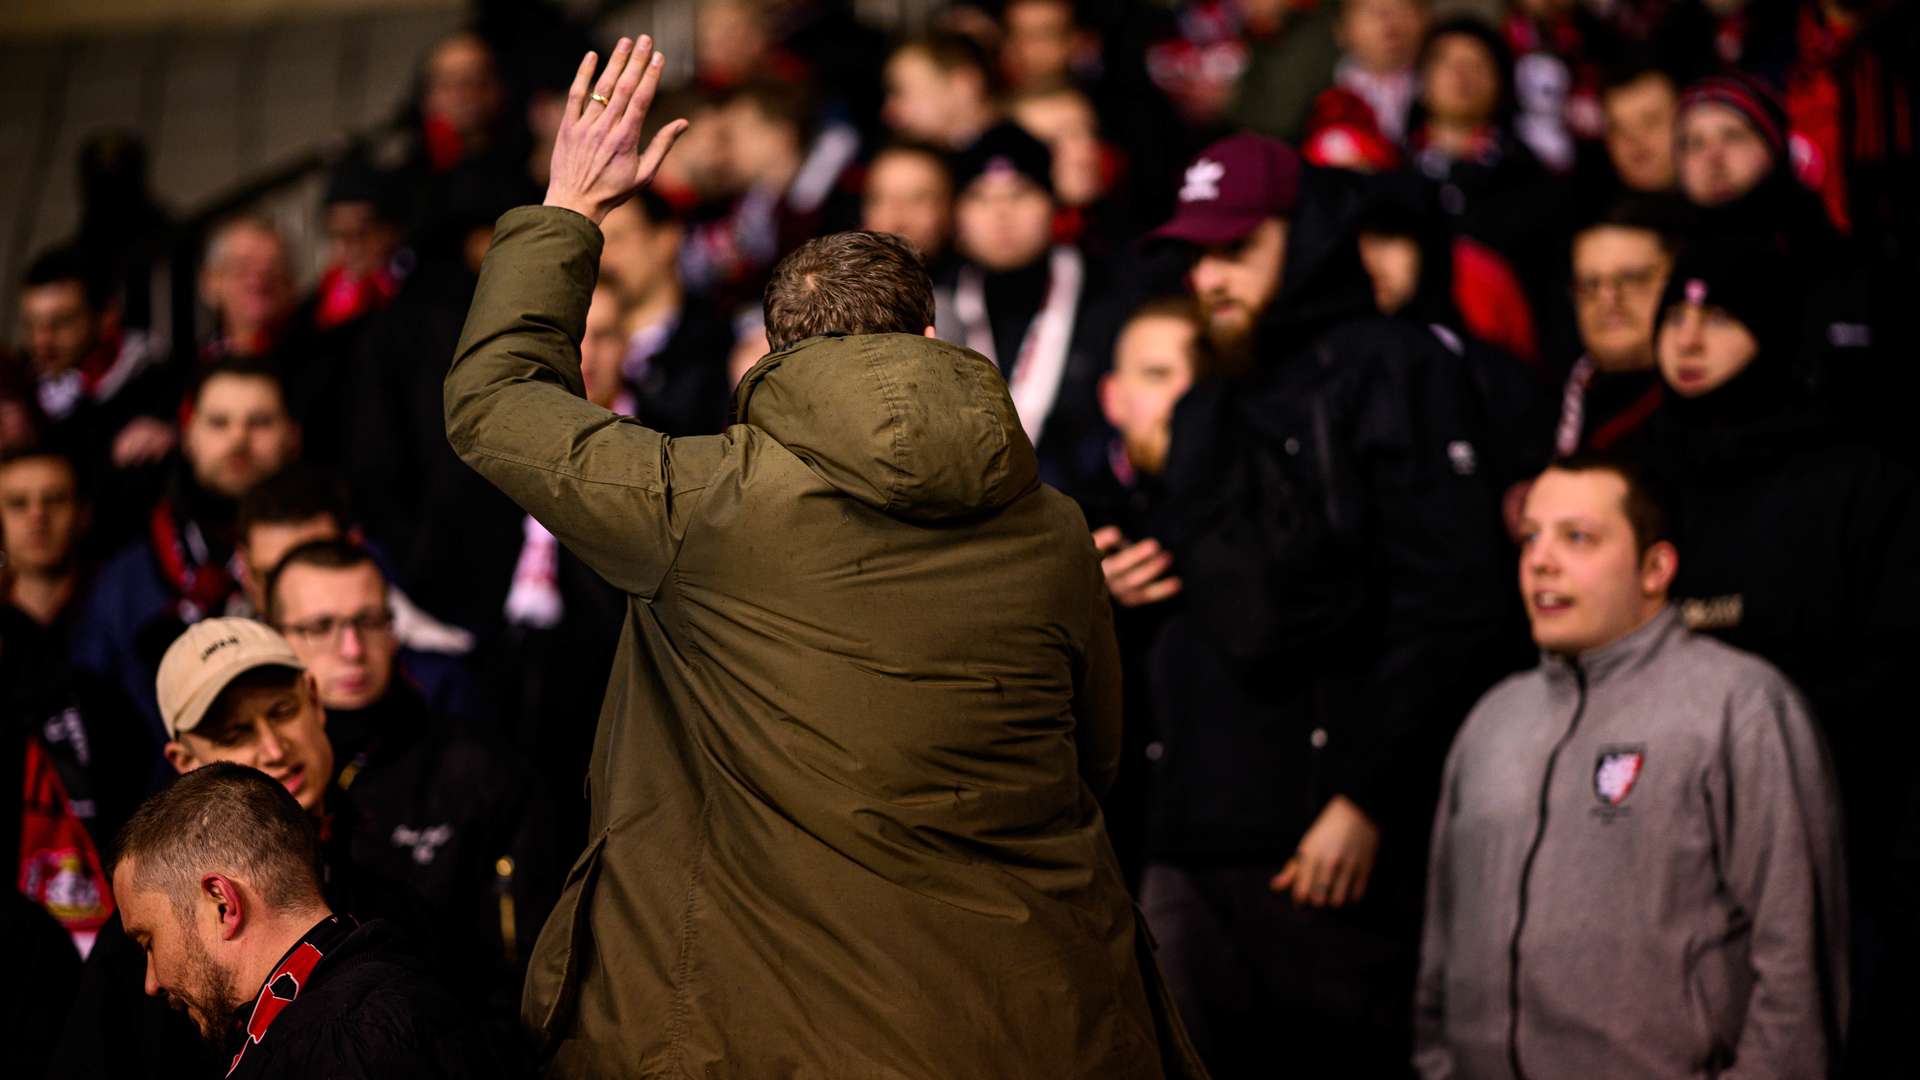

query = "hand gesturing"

[{"left": 542, "top": 35, "right": 688, "bottom": 226}]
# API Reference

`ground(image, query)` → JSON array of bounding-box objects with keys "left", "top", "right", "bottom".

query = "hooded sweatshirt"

[
  {"left": 1415, "top": 608, "right": 1849, "bottom": 1080},
  {"left": 444, "top": 206, "right": 1204, "bottom": 1079}
]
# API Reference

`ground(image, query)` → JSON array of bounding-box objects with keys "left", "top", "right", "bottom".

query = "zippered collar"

[{"left": 1540, "top": 605, "right": 1681, "bottom": 688}]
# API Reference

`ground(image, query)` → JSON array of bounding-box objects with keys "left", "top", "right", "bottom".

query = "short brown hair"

[
  {"left": 762, "top": 231, "right": 937, "bottom": 351},
  {"left": 1547, "top": 452, "right": 1676, "bottom": 555},
  {"left": 1119, "top": 296, "right": 1228, "bottom": 381},
  {"left": 113, "top": 762, "right": 323, "bottom": 923},
  {"left": 264, "top": 538, "right": 386, "bottom": 624}
]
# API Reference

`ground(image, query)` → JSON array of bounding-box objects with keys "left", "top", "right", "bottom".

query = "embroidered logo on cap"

[
  {"left": 1180, "top": 159, "right": 1225, "bottom": 203},
  {"left": 1684, "top": 278, "right": 1708, "bottom": 305}
]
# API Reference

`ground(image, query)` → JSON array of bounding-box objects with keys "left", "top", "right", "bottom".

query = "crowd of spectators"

[{"left": 3, "top": 0, "right": 1917, "bottom": 1076}]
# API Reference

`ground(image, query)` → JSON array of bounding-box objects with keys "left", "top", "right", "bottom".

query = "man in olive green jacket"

[{"left": 444, "top": 38, "right": 1203, "bottom": 1078}]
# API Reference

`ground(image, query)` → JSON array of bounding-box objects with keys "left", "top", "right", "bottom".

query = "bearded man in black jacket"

[
  {"left": 113, "top": 763, "right": 507, "bottom": 1079},
  {"left": 1127, "top": 131, "right": 1529, "bottom": 1078}
]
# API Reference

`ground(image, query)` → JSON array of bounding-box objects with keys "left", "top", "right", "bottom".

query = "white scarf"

[{"left": 952, "top": 245, "right": 1084, "bottom": 448}]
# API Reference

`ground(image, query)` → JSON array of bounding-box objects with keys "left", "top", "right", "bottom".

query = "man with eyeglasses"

[
  {"left": 51, "top": 615, "right": 536, "bottom": 1075},
  {"left": 264, "top": 539, "right": 556, "bottom": 1029},
  {"left": 1550, "top": 196, "right": 1686, "bottom": 458}
]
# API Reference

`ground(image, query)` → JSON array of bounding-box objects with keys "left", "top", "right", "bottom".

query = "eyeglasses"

[
  {"left": 279, "top": 610, "right": 395, "bottom": 646},
  {"left": 1571, "top": 264, "right": 1665, "bottom": 302}
]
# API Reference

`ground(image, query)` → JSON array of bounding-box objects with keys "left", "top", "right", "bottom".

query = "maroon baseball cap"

[{"left": 1151, "top": 133, "right": 1303, "bottom": 248}]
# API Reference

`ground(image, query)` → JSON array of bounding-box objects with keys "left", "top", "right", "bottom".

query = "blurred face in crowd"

[
  {"left": 424, "top": 32, "right": 501, "bottom": 140},
  {"left": 722, "top": 97, "right": 803, "bottom": 190},
  {"left": 1358, "top": 231, "right": 1421, "bottom": 315},
  {"left": 1519, "top": 467, "right": 1675, "bottom": 654},
  {"left": 1677, "top": 103, "right": 1772, "bottom": 208},
  {"left": 1422, "top": 33, "right": 1501, "bottom": 127},
  {"left": 1572, "top": 225, "right": 1670, "bottom": 372},
  {"left": 1101, "top": 311, "right": 1199, "bottom": 474},
  {"left": 114, "top": 859, "right": 241, "bottom": 1041},
  {"left": 165, "top": 672, "right": 332, "bottom": 813},
  {"left": 696, "top": 0, "right": 770, "bottom": 86},
  {"left": 0, "top": 454, "right": 81, "bottom": 576},
  {"left": 863, "top": 149, "right": 954, "bottom": 262},
  {"left": 324, "top": 201, "right": 399, "bottom": 279},
  {"left": 1340, "top": 0, "right": 1427, "bottom": 75},
  {"left": 201, "top": 222, "right": 294, "bottom": 345},
  {"left": 1656, "top": 300, "right": 1759, "bottom": 398},
  {"left": 19, "top": 279, "right": 100, "bottom": 378},
  {"left": 184, "top": 374, "right": 300, "bottom": 499},
  {"left": 956, "top": 171, "right": 1055, "bottom": 272},
  {"left": 1190, "top": 218, "right": 1288, "bottom": 350},
  {"left": 884, "top": 48, "right": 988, "bottom": 148},
  {"left": 240, "top": 514, "right": 342, "bottom": 613},
  {"left": 1010, "top": 89, "right": 1106, "bottom": 209},
  {"left": 1003, "top": 1, "right": 1081, "bottom": 87},
  {"left": 581, "top": 285, "right": 631, "bottom": 411},
  {"left": 274, "top": 560, "right": 396, "bottom": 712},
  {"left": 599, "top": 200, "right": 682, "bottom": 309},
  {"left": 1603, "top": 73, "right": 1678, "bottom": 193},
  {"left": 651, "top": 97, "right": 732, "bottom": 201}
]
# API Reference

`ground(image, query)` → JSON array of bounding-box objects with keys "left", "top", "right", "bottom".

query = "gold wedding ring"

[{"left": 588, "top": 92, "right": 610, "bottom": 106}]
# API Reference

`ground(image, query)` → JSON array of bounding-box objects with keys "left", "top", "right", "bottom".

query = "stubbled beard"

[{"left": 169, "top": 931, "right": 240, "bottom": 1047}]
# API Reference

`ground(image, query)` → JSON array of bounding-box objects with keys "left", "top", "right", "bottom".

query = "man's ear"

[
  {"left": 163, "top": 740, "right": 197, "bottom": 775},
  {"left": 1640, "top": 540, "right": 1679, "bottom": 597},
  {"left": 1097, "top": 371, "right": 1122, "bottom": 429},
  {"left": 922, "top": 325, "right": 938, "bottom": 339},
  {"left": 203, "top": 874, "right": 246, "bottom": 941},
  {"left": 302, "top": 672, "right": 327, "bottom": 731}
]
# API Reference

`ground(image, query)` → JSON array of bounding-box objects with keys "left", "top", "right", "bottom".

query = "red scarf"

[
  {"left": 149, "top": 499, "right": 238, "bottom": 622},
  {"left": 227, "top": 915, "right": 356, "bottom": 1077},
  {"left": 17, "top": 736, "right": 113, "bottom": 956}
]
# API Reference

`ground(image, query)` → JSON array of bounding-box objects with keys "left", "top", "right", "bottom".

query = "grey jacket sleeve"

[
  {"left": 1718, "top": 679, "right": 1850, "bottom": 1079},
  {"left": 444, "top": 206, "right": 724, "bottom": 599},
  {"left": 1412, "top": 729, "right": 1463, "bottom": 1080}
]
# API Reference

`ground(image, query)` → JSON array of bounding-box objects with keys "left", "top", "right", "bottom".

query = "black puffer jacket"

[{"left": 1142, "top": 166, "right": 1530, "bottom": 882}]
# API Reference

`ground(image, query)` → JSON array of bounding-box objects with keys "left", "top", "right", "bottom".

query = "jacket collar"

[{"left": 1541, "top": 605, "right": 1682, "bottom": 687}]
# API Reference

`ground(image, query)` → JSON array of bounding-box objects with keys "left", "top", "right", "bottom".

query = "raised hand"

[{"left": 542, "top": 35, "right": 688, "bottom": 226}]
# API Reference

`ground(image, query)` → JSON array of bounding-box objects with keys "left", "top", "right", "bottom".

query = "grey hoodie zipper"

[{"left": 1507, "top": 662, "right": 1588, "bottom": 1080}]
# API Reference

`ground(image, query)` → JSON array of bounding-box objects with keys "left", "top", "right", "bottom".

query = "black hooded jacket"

[
  {"left": 1140, "top": 166, "right": 1530, "bottom": 880},
  {"left": 1646, "top": 319, "right": 1920, "bottom": 914},
  {"left": 1687, "top": 156, "right": 1910, "bottom": 461}
]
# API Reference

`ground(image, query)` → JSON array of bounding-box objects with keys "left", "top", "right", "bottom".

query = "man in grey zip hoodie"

[{"left": 1415, "top": 455, "right": 1848, "bottom": 1079}]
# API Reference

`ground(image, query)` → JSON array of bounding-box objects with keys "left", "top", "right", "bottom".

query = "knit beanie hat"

[
  {"left": 1678, "top": 73, "right": 1790, "bottom": 164},
  {"left": 952, "top": 121, "right": 1055, "bottom": 199},
  {"left": 1655, "top": 239, "right": 1792, "bottom": 352}
]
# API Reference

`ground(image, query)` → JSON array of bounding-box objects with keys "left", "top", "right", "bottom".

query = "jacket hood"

[
  {"left": 731, "top": 333, "right": 1039, "bottom": 521},
  {"left": 1254, "top": 165, "right": 1380, "bottom": 349}
]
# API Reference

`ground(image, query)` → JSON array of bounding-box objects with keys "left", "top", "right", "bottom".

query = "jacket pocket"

[
  {"left": 523, "top": 828, "right": 610, "bottom": 1053},
  {"left": 1684, "top": 933, "right": 1752, "bottom": 1073}
]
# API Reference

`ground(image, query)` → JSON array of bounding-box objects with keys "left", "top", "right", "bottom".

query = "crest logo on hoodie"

[{"left": 1594, "top": 747, "right": 1645, "bottom": 809}]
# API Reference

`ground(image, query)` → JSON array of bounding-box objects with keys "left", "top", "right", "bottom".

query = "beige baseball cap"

[{"left": 155, "top": 618, "right": 306, "bottom": 740}]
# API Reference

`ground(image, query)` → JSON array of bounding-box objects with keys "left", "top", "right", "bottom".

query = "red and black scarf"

[{"left": 227, "top": 914, "right": 357, "bottom": 1077}]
